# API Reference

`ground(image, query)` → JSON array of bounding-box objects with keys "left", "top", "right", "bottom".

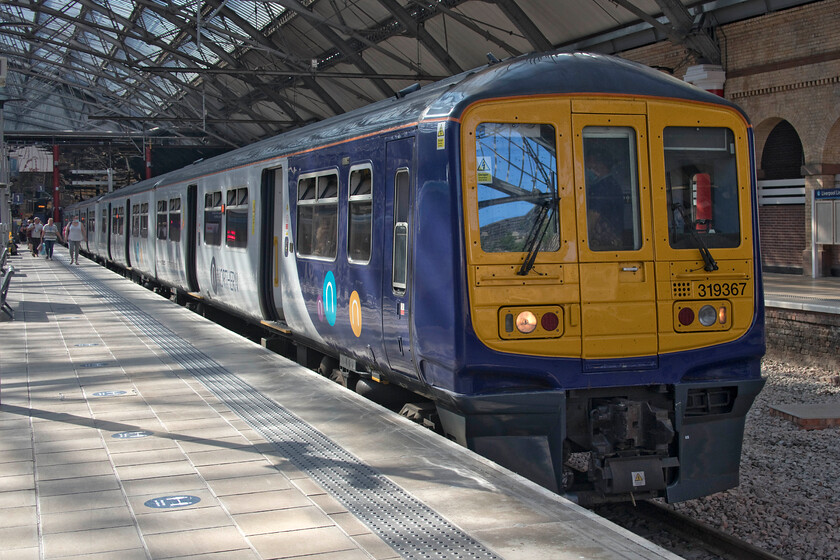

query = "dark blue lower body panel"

[{"left": 433, "top": 376, "right": 765, "bottom": 504}]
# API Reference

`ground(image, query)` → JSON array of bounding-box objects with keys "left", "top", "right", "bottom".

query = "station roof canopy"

[{"left": 0, "top": 0, "right": 815, "bottom": 148}]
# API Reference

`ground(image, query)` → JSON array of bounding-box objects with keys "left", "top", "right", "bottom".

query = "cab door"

[{"left": 572, "top": 111, "right": 657, "bottom": 362}]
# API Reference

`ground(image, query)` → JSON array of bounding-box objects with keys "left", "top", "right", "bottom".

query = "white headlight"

[
  {"left": 698, "top": 305, "right": 717, "bottom": 326},
  {"left": 516, "top": 311, "right": 537, "bottom": 333}
]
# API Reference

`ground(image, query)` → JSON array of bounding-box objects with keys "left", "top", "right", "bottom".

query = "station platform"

[
  {"left": 0, "top": 251, "right": 678, "bottom": 560},
  {"left": 764, "top": 272, "right": 840, "bottom": 314}
]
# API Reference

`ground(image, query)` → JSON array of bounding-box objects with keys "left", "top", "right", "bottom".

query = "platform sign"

[
  {"left": 92, "top": 390, "right": 127, "bottom": 397},
  {"left": 74, "top": 343, "right": 100, "bottom": 347},
  {"left": 816, "top": 189, "right": 840, "bottom": 200},
  {"left": 111, "top": 431, "right": 154, "bottom": 439},
  {"left": 144, "top": 495, "right": 201, "bottom": 509},
  {"left": 81, "top": 362, "right": 110, "bottom": 368}
]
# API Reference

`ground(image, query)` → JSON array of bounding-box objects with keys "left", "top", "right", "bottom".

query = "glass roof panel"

[
  {"left": 226, "top": 0, "right": 280, "bottom": 31},
  {"left": 200, "top": 28, "right": 240, "bottom": 54},
  {"left": 80, "top": 30, "right": 111, "bottom": 57},
  {"left": 139, "top": 9, "right": 180, "bottom": 38},
  {"left": 178, "top": 41, "right": 221, "bottom": 67},
  {"left": 104, "top": 0, "right": 136, "bottom": 21},
  {"left": 72, "top": 50, "right": 98, "bottom": 70},
  {"left": 0, "top": 34, "right": 26, "bottom": 53},
  {"left": 46, "top": 0, "right": 81, "bottom": 19}
]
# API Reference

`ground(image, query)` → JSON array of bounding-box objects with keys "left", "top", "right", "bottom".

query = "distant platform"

[
  {"left": 0, "top": 249, "right": 678, "bottom": 560},
  {"left": 764, "top": 273, "right": 840, "bottom": 315}
]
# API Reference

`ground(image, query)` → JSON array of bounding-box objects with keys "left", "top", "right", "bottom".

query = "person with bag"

[
  {"left": 65, "top": 216, "right": 86, "bottom": 265},
  {"left": 27, "top": 217, "right": 43, "bottom": 257},
  {"left": 41, "top": 218, "right": 62, "bottom": 260}
]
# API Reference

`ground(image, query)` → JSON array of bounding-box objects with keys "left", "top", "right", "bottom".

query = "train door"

[
  {"left": 382, "top": 137, "right": 416, "bottom": 377},
  {"left": 572, "top": 112, "right": 658, "bottom": 362},
  {"left": 100, "top": 206, "right": 108, "bottom": 260},
  {"left": 106, "top": 203, "right": 113, "bottom": 261},
  {"left": 124, "top": 198, "right": 132, "bottom": 267},
  {"left": 186, "top": 184, "right": 199, "bottom": 292},
  {"left": 261, "top": 166, "right": 283, "bottom": 321}
]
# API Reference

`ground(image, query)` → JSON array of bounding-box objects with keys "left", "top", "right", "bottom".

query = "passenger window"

[
  {"left": 474, "top": 123, "right": 559, "bottom": 253},
  {"left": 664, "top": 127, "right": 740, "bottom": 249},
  {"left": 157, "top": 200, "right": 168, "bottom": 240},
  {"left": 225, "top": 187, "right": 249, "bottom": 249},
  {"left": 204, "top": 191, "right": 223, "bottom": 246},
  {"left": 169, "top": 198, "right": 181, "bottom": 243},
  {"left": 131, "top": 204, "right": 140, "bottom": 237},
  {"left": 392, "top": 169, "right": 409, "bottom": 291},
  {"left": 583, "top": 127, "right": 642, "bottom": 252},
  {"left": 297, "top": 172, "right": 338, "bottom": 259},
  {"left": 140, "top": 203, "right": 149, "bottom": 239},
  {"left": 348, "top": 167, "right": 372, "bottom": 263}
]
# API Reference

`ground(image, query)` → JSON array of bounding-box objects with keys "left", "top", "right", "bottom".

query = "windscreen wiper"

[
  {"left": 518, "top": 197, "right": 556, "bottom": 276},
  {"left": 673, "top": 204, "right": 718, "bottom": 272},
  {"left": 516, "top": 139, "right": 557, "bottom": 276}
]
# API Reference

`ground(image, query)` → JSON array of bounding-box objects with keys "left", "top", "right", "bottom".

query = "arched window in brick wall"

[
  {"left": 761, "top": 120, "right": 804, "bottom": 180},
  {"left": 758, "top": 120, "right": 806, "bottom": 274}
]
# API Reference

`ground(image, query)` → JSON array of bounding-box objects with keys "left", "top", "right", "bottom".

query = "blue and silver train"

[{"left": 68, "top": 50, "right": 765, "bottom": 505}]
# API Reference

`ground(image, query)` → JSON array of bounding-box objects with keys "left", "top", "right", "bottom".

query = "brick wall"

[
  {"left": 758, "top": 205, "right": 805, "bottom": 272},
  {"left": 766, "top": 308, "right": 840, "bottom": 368}
]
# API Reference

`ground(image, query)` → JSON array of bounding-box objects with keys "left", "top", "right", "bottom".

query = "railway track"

[{"left": 596, "top": 501, "right": 787, "bottom": 560}]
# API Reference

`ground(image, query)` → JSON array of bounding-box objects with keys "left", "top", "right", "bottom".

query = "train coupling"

[{"left": 588, "top": 399, "right": 678, "bottom": 495}]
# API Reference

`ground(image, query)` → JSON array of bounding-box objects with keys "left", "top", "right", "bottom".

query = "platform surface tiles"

[{"left": 0, "top": 251, "right": 679, "bottom": 560}]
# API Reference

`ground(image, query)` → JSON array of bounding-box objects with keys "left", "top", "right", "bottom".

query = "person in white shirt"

[
  {"left": 65, "top": 216, "right": 86, "bottom": 265},
  {"left": 27, "top": 217, "right": 44, "bottom": 257}
]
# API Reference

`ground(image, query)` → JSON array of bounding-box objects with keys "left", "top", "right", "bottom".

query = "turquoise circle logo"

[{"left": 323, "top": 271, "right": 337, "bottom": 326}]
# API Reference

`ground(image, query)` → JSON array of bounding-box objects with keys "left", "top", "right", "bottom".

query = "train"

[{"left": 67, "top": 50, "right": 766, "bottom": 505}]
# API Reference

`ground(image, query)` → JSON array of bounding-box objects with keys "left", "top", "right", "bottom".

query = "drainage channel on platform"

[{"left": 77, "top": 267, "right": 500, "bottom": 560}]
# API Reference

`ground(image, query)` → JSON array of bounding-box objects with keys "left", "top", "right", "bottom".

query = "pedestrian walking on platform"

[
  {"left": 41, "top": 218, "right": 62, "bottom": 260},
  {"left": 65, "top": 216, "right": 85, "bottom": 265},
  {"left": 28, "top": 217, "right": 43, "bottom": 257}
]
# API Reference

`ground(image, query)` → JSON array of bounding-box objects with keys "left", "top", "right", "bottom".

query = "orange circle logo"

[{"left": 349, "top": 291, "right": 362, "bottom": 337}]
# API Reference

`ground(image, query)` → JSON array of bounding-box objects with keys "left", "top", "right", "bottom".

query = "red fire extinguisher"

[{"left": 694, "top": 173, "right": 712, "bottom": 232}]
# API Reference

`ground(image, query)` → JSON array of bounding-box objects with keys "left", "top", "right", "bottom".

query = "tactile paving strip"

[{"left": 79, "top": 266, "right": 500, "bottom": 560}]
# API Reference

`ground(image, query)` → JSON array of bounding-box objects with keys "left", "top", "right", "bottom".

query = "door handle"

[{"left": 621, "top": 266, "right": 639, "bottom": 272}]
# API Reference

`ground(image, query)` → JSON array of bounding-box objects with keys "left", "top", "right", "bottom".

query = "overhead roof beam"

[
  {"left": 207, "top": 0, "right": 346, "bottom": 119},
  {"left": 133, "top": 0, "right": 291, "bottom": 138},
  {"left": 609, "top": 0, "right": 721, "bottom": 64},
  {"left": 376, "top": 0, "right": 463, "bottom": 75},
  {"left": 263, "top": 0, "right": 424, "bottom": 75},
  {"left": 405, "top": 0, "right": 521, "bottom": 57},
  {"left": 492, "top": 0, "right": 552, "bottom": 53}
]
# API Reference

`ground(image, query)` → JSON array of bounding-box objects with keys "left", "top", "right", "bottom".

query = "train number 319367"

[{"left": 697, "top": 282, "right": 748, "bottom": 298}]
